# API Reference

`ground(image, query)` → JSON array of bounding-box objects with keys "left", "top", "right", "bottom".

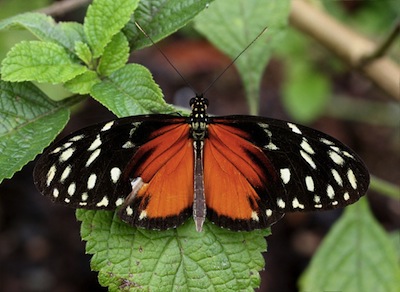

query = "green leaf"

[
  {"left": 0, "top": 12, "right": 54, "bottom": 35},
  {"left": 300, "top": 198, "right": 400, "bottom": 291},
  {"left": 125, "top": 0, "right": 214, "bottom": 50},
  {"left": 282, "top": 62, "right": 331, "bottom": 123},
  {"left": 0, "top": 80, "right": 79, "bottom": 183},
  {"left": 74, "top": 41, "right": 92, "bottom": 66},
  {"left": 57, "top": 22, "right": 86, "bottom": 51},
  {"left": 389, "top": 230, "right": 400, "bottom": 262},
  {"left": 194, "top": 0, "right": 290, "bottom": 115},
  {"left": 0, "top": 12, "right": 84, "bottom": 52},
  {"left": 83, "top": 0, "right": 139, "bottom": 58},
  {"left": 98, "top": 32, "right": 129, "bottom": 76},
  {"left": 77, "top": 210, "right": 269, "bottom": 291},
  {"left": 64, "top": 70, "right": 100, "bottom": 95},
  {"left": 90, "top": 63, "right": 174, "bottom": 117},
  {"left": 1, "top": 41, "right": 87, "bottom": 84}
]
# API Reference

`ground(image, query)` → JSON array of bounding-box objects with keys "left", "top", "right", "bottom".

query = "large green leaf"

[
  {"left": 77, "top": 210, "right": 270, "bottom": 291},
  {"left": 90, "top": 64, "right": 174, "bottom": 117},
  {"left": 194, "top": 0, "right": 290, "bottom": 115},
  {"left": 125, "top": 0, "right": 214, "bottom": 50},
  {"left": 0, "top": 12, "right": 85, "bottom": 52},
  {"left": 83, "top": 0, "right": 139, "bottom": 58},
  {"left": 0, "top": 80, "right": 79, "bottom": 183},
  {"left": 1, "top": 40, "right": 87, "bottom": 83},
  {"left": 300, "top": 198, "right": 400, "bottom": 291}
]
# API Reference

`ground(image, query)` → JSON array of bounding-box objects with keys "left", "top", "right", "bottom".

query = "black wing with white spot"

[
  {"left": 33, "top": 115, "right": 186, "bottom": 210},
  {"left": 210, "top": 116, "right": 369, "bottom": 213}
]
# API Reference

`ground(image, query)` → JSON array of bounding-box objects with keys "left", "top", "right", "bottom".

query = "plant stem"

[
  {"left": 370, "top": 175, "right": 400, "bottom": 200},
  {"left": 290, "top": 0, "right": 399, "bottom": 100}
]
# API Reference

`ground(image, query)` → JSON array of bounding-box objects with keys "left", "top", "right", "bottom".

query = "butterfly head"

[{"left": 190, "top": 94, "right": 209, "bottom": 140}]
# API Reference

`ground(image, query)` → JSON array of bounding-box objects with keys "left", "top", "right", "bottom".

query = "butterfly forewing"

[{"left": 33, "top": 115, "right": 188, "bottom": 215}]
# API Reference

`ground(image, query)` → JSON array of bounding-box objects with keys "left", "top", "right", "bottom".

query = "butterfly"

[{"left": 33, "top": 94, "right": 370, "bottom": 232}]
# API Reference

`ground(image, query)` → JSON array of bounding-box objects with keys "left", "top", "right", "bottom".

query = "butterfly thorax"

[{"left": 189, "top": 95, "right": 209, "bottom": 141}]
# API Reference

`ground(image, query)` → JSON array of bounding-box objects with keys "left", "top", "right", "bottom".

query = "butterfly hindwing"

[
  {"left": 118, "top": 122, "right": 194, "bottom": 230},
  {"left": 203, "top": 123, "right": 284, "bottom": 230}
]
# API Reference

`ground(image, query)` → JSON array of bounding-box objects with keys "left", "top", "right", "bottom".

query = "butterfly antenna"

[
  {"left": 135, "top": 22, "right": 197, "bottom": 94},
  {"left": 202, "top": 26, "right": 269, "bottom": 95}
]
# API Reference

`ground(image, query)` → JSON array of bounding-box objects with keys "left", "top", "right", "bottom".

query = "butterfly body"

[{"left": 34, "top": 95, "right": 369, "bottom": 232}]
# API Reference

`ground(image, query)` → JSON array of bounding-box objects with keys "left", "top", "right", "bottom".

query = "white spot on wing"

[
  {"left": 69, "top": 134, "right": 84, "bottom": 142},
  {"left": 68, "top": 183, "right": 76, "bottom": 196},
  {"left": 122, "top": 141, "right": 134, "bottom": 149},
  {"left": 110, "top": 167, "right": 122, "bottom": 183},
  {"left": 126, "top": 206, "right": 133, "bottom": 216},
  {"left": 300, "top": 150, "right": 316, "bottom": 169},
  {"left": 115, "top": 198, "right": 124, "bottom": 206},
  {"left": 259, "top": 124, "right": 279, "bottom": 150},
  {"left": 88, "top": 134, "right": 102, "bottom": 151},
  {"left": 327, "top": 184, "right": 335, "bottom": 199},
  {"left": 46, "top": 165, "right": 57, "bottom": 186},
  {"left": 266, "top": 209, "right": 273, "bottom": 217},
  {"left": 62, "top": 142, "right": 73, "bottom": 149},
  {"left": 314, "top": 204, "right": 322, "bottom": 208},
  {"left": 60, "top": 165, "right": 72, "bottom": 183},
  {"left": 87, "top": 174, "right": 97, "bottom": 190},
  {"left": 328, "top": 150, "right": 345, "bottom": 166},
  {"left": 287, "top": 122, "right": 302, "bottom": 134},
  {"left": 314, "top": 195, "right": 321, "bottom": 203},
  {"left": 305, "top": 176, "right": 315, "bottom": 192},
  {"left": 292, "top": 197, "right": 305, "bottom": 209},
  {"left": 251, "top": 211, "right": 260, "bottom": 221},
  {"left": 347, "top": 169, "right": 357, "bottom": 189},
  {"left": 85, "top": 149, "right": 101, "bottom": 167},
  {"left": 51, "top": 147, "right": 62, "bottom": 154},
  {"left": 300, "top": 139, "right": 315, "bottom": 154},
  {"left": 344, "top": 192, "right": 350, "bottom": 201},
  {"left": 277, "top": 198, "right": 286, "bottom": 209},
  {"left": 81, "top": 193, "right": 88, "bottom": 201},
  {"left": 101, "top": 121, "right": 114, "bottom": 131},
  {"left": 264, "top": 142, "right": 279, "bottom": 150},
  {"left": 280, "top": 168, "right": 291, "bottom": 184},
  {"left": 342, "top": 151, "right": 354, "bottom": 159},
  {"left": 59, "top": 148, "right": 75, "bottom": 162},
  {"left": 139, "top": 210, "right": 147, "bottom": 220},
  {"left": 65, "top": 198, "right": 70, "bottom": 203},
  {"left": 53, "top": 188, "right": 59, "bottom": 198},
  {"left": 320, "top": 138, "right": 334, "bottom": 145},
  {"left": 96, "top": 196, "right": 109, "bottom": 207},
  {"left": 331, "top": 169, "right": 343, "bottom": 186},
  {"left": 330, "top": 146, "right": 341, "bottom": 152}
]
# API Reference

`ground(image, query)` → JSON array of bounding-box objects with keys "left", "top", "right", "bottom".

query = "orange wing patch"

[
  {"left": 120, "top": 124, "right": 194, "bottom": 229},
  {"left": 204, "top": 124, "right": 280, "bottom": 230}
]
